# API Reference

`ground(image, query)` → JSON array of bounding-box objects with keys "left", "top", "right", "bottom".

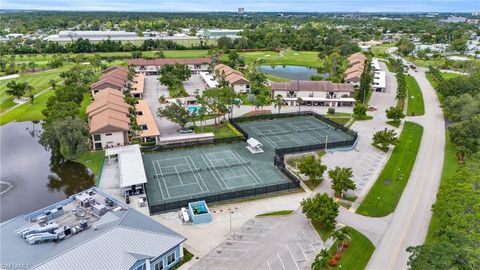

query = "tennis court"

[
  {"left": 143, "top": 143, "right": 293, "bottom": 211},
  {"left": 237, "top": 115, "right": 355, "bottom": 150}
]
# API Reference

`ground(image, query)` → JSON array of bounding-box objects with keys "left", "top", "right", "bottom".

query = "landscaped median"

[
  {"left": 356, "top": 121, "right": 423, "bottom": 217},
  {"left": 405, "top": 76, "right": 425, "bottom": 116}
]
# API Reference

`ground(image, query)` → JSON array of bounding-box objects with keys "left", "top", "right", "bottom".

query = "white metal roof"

[
  {"left": 200, "top": 72, "right": 219, "bottom": 88},
  {"left": 374, "top": 71, "right": 386, "bottom": 88},
  {"left": 105, "top": 145, "right": 147, "bottom": 188},
  {"left": 283, "top": 97, "right": 356, "bottom": 102},
  {"left": 247, "top": 138, "right": 263, "bottom": 148},
  {"left": 371, "top": 58, "right": 381, "bottom": 71},
  {"left": 34, "top": 226, "right": 185, "bottom": 270}
]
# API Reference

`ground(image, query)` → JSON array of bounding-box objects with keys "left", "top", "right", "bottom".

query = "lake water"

[
  {"left": 256, "top": 65, "right": 328, "bottom": 81},
  {"left": 0, "top": 121, "right": 95, "bottom": 222}
]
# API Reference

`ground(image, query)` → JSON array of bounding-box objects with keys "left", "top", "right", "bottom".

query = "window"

[
  {"left": 167, "top": 252, "right": 176, "bottom": 265},
  {"left": 94, "top": 143, "right": 102, "bottom": 149},
  {"left": 137, "top": 111, "right": 143, "bottom": 116},
  {"left": 105, "top": 133, "right": 112, "bottom": 136},
  {"left": 154, "top": 260, "right": 164, "bottom": 270},
  {"left": 134, "top": 263, "right": 146, "bottom": 270},
  {"left": 93, "top": 134, "right": 101, "bottom": 141},
  {"left": 309, "top": 92, "right": 314, "bottom": 97},
  {"left": 140, "top": 124, "right": 148, "bottom": 130},
  {"left": 246, "top": 84, "right": 250, "bottom": 89}
]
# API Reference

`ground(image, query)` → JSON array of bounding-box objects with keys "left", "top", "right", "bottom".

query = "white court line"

[
  {"left": 173, "top": 165, "right": 184, "bottom": 185},
  {"left": 201, "top": 153, "right": 229, "bottom": 189},
  {"left": 261, "top": 135, "right": 279, "bottom": 148},
  {"left": 186, "top": 156, "right": 210, "bottom": 192},
  {"left": 151, "top": 160, "right": 166, "bottom": 200},
  {"left": 205, "top": 152, "right": 238, "bottom": 177},
  {"left": 156, "top": 161, "right": 172, "bottom": 198},
  {"left": 230, "top": 151, "right": 263, "bottom": 184},
  {"left": 169, "top": 183, "right": 199, "bottom": 188}
]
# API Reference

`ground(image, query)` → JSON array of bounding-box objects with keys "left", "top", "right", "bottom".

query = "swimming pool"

[{"left": 187, "top": 105, "right": 201, "bottom": 114}]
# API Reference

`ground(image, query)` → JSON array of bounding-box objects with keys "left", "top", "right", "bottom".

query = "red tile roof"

[
  {"left": 270, "top": 80, "right": 354, "bottom": 92},
  {"left": 127, "top": 57, "right": 212, "bottom": 66}
]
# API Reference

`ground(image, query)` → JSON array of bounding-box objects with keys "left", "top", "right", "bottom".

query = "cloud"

[{"left": 2, "top": 0, "right": 479, "bottom": 12}]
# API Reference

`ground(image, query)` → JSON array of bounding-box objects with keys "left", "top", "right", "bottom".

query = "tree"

[
  {"left": 331, "top": 227, "right": 351, "bottom": 253},
  {"left": 197, "top": 104, "right": 207, "bottom": 132},
  {"left": 448, "top": 114, "right": 480, "bottom": 158},
  {"left": 5, "top": 81, "right": 26, "bottom": 99},
  {"left": 443, "top": 93, "right": 480, "bottom": 122},
  {"left": 328, "top": 166, "right": 356, "bottom": 197},
  {"left": 372, "top": 128, "right": 398, "bottom": 150},
  {"left": 357, "top": 59, "right": 372, "bottom": 103},
  {"left": 131, "top": 50, "right": 143, "bottom": 59},
  {"left": 449, "top": 39, "right": 467, "bottom": 53},
  {"left": 273, "top": 95, "right": 284, "bottom": 113},
  {"left": 298, "top": 155, "right": 327, "bottom": 182},
  {"left": 386, "top": 106, "right": 405, "bottom": 123},
  {"left": 353, "top": 103, "right": 368, "bottom": 118},
  {"left": 301, "top": 193, "right": 339, "bottom": 229},
  {"left": 311, "top": 249, "right": 330, "bottom": 270},
  {"left": 49, "top": 79, "right": 57, "bottom": 90},
  {"left": 396, "top": 38, "right": 415, "bottom": 56},
  {"left": 39, "top": 116, "right": 89, "bottom": 160},
  {"left": 155, "top": 50, "right": 165, "bottom": 58},
  {"left": 296, "top": 97, "right": 303, "bottom": 112},
  {"left": 157, "top": 103, "right": 191, "bottom": 130},
  {"left": 28, "top": 61, "right": 36, "bottom": 72},
  {"left": 227, "top": 50, "right": 244, "bottom": 68}
]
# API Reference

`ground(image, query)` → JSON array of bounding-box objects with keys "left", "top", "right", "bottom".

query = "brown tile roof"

[
  {"left": 345, "top": 70, "right": 363, "bottom": 81},
  {"left": 214, "top": 64, "right": 250, "bottom": 85},
  {"left": 89, "top": 109, "right": 130, "bottom": 134},
  {"left": 131, "top": 74, "right": 145, "bottom": 95},
  {"left": 94, "top": 87, "right": 124, "bottom": 99},
  {"left": 91, "top": 75, "right": 126, "bottom": 90},
  {"left": 270, "top": 80, "right": 354, "bottom": 92},
  {"left": 127, "top": 57, "right": 212, "bottom": 66},
  {"left": 102, "top": 66, "right": 128, "bottom": 74},
  {"left": 345, "top": 63, "right": 364, "bottom": 75},
  {"left": 135, "top": 100, "right": 160, "bottom": 137},
  {"left": 348, "top": 52, "right": 367, "bottom": 62}
]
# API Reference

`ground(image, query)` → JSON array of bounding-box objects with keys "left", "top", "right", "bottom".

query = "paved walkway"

[{"left": 366, "top": 66, "right": 446, "bottom": 269}]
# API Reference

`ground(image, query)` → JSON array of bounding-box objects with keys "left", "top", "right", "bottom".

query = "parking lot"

[{"left": 191, "top": 212, "right": 326, "bottom": 270}]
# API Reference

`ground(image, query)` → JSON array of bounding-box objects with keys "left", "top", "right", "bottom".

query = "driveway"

[
  {"left": 366, "top": 66, "right": 445, "bottom": 269},
  {"left": 191, "top": 211, "right": 328, "bottom": 270}
]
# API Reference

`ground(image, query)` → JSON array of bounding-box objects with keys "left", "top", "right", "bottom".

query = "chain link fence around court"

[{"left": 144, "top": 111, "right": 356, "bottom": 215}]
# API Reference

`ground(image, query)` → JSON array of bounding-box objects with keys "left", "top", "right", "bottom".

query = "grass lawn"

[
  {"left": 327, "top": 227, "right": 375, "bottom": 270},
  {"left": 265, "top": 74, "right": 289, "bottom": 82},
  {"left": 311, "top": 220, "right": 334, "bottom": 242},
  {"left": 405, "top": 56, "right": 445, "bottom": 68},
  {"left": 371, "top": 44, "right": 394, "bottom": 58},
  {"left": 386, "top": 120, "right": 401, "bottom": 128},
  {"left": 356, "top": 121, "right": 423, "bottom": 217},
  {"left": 405, "top": 76, "right": 425, "bottom": 116},
  {"left": 74, "top": 150, "right": 105, "bottom": 177},
  {"left": 0, "top": 68, "right": 65, "bottom": 112},
  {"left": 256, "top": 210, "right": 293, "bottom": 217},
  {"left": 170, "top": 248, "right": 194, "bottom": 270},
  {"left": 303, "top": 179, "right": 323, "bottom": 191},
  {"left": 0, "top": 89, "right": 54, "bottom": 125},
  {"left": 241, "top": 50, "right": 324, "bottom": 67},
  {"left": 326, "top": 117, "right": 351, "bottom": 126},
  {"left": 79, "top": 93, "right": 92, "bottom": 121},
  {"left": 193, "top": 123, "right": 239, "bottom": 138}
]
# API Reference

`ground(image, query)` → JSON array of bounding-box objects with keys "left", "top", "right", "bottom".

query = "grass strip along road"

[
  {"left": 405, "top": 75, "right": 425, "bottom": 116},
  {"left": 356, "top": 121, "right": 423, "bottom": 217},
  {"left": 327, "top": 227, "right": 375, "bottom": 270}
]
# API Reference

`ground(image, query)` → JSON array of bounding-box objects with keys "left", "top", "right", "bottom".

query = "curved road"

[{"left": 366, "top": 67, "right": 446, "bottom": 269}]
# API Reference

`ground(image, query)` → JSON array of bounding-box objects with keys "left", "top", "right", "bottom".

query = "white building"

[
  {"left": 270, "top": 80, "right": 356, "bottom": 107},
  {"left": 127, "top": 58, "right": 212, "bottom": 75},
  {"left": 373, "top": 71, "right": 386, "bottom": 92}
]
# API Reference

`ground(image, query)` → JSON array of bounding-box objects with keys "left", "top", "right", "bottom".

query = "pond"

[
  {"left": 0, "top": 121, "right": 95, "bottom": 222},
  {"left": 256, "top": 65, "right": 328, "bottom": 81}
]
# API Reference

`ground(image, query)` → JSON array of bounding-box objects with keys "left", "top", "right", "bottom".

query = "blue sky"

[{"left": 2, "top": 0, "right": 479, "bottom": 12}]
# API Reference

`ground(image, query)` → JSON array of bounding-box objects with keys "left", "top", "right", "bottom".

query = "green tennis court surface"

[
  {"left": 143, "top": 143, "right": 290, "bottom": 206},
  {"left": 236, "top": 115, "right": 355, "bottom": 150}
]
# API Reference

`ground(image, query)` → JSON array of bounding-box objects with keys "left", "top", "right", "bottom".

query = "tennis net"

[
  {"left": 258, "top": 130, "right": 292, "bottom": 137},
  {"left": 155, "top": 168, "right": 201, "bottom": 177},
  {"left": 298, "top": 126, "right": 328, "bottom": 132},
  {"left": 207, "top": 160, "right": 251, "bottom": 170}
]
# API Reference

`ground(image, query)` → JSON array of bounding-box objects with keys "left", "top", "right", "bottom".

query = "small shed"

[
  {"left": 246, "top": 138, "right": 264, "bottom": 153},
  {"left": 188, "top": 201, "right": 212, "bottom": 224}
]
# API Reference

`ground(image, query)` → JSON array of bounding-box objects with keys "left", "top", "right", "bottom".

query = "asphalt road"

[{"left": 366, "top": 66, "right": 445, "bottom": 269}]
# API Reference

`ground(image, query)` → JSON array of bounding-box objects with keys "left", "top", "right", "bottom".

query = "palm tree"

[
  {"left": 331, "top": 227, "right": 351, "bottom": 253},
  {"left": 296, "top": 97, "right": 303, "bottom": 112},
  {"left": 311, "top": 249, "right": 330, "bottom": 270},
  {"left": 198, "top": 105, "right": 207, "bottom": 132},
  {"left": 273, "top": 94, "right": 284, "bottom": 114}
]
